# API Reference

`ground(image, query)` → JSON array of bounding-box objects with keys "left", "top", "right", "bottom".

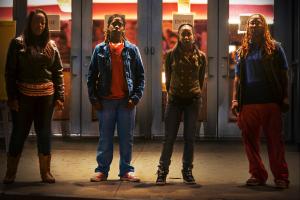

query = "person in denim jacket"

[{"left": 87, "top": 14, "right": 144, "bottom": 182}]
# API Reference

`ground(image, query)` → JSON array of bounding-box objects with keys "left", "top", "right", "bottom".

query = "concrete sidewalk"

[{"left": 0, "top": 138, "right": 299, "bottom": 200}]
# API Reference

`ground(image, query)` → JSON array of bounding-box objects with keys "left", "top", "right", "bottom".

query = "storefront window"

[{"left": 0, "top": 0, "right": 13, "bottom": 20}]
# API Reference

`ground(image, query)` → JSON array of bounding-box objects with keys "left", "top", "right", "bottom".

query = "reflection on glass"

[{"left": 0, "top": 0, "right": 13, "bottom": 20}]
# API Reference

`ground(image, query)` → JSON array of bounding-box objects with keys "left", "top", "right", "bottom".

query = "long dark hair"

[
  {"left": 104, "top": 14, "right": 126, "bottom": 43},
  {"left": 23, "top": 9, "right": 50, "bottom": 48}
]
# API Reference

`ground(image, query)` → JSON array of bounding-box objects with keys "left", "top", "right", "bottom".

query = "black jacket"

[
  {"left": 236, "top": 42, "right": 288, "bottom": 111},
  {"left": 5, "top": 36, "right": 64, "bottom": 101}
]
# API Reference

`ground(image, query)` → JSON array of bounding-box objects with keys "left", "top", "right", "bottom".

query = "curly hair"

[
  {"left": 239, "top": 13, "right": 275, "bottom": 58},
  {"left": 23, "top": 9, "right": 50, "bottom": 48},
  {"left": 104, "top": 14, "right": 127, "bottom": 43}
]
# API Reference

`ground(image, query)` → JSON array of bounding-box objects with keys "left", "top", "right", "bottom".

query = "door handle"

[
  {"left": 71, "top": 55, "right": 78, "bottom": 77},
  {"left": 150, "top": 47, "right": 155, "bottom": 55},
  {"left": 207, "top": 56, "right": 214, "bottom": 78},
  {"left": 291, "top": 59, "right": 299, "bottom": 67},
  {"left": 221, "top": 56, "right": 229, "bottom": 78},
  {"left": 84, "top": 56, "right": 92, "bottom": 68},
  {"left": 144, "top": 47, "right": 149, "bottom": 55}
]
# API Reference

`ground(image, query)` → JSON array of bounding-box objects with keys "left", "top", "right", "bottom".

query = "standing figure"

[
  {"left": 87, "top": 14, "right": 144, "bottom": 182},
  {"left": 231, "top": 14, "right": 290, "bottom": 189},
  {"left": 3, "top": 9, "right": 64, "bottom": 184},
  {"left": 156, "top": 24, "right": 206, "bottom": 185}
]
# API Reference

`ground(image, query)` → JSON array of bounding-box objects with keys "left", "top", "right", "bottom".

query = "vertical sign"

[
  {"left": 172, "top": 13, "right": 194, "bottom": 31},
  {"left": 0, "top": 21, "right": 16, "bottom": 101},
  {"left": 48, "top": 15, "right": 61, "bottom": 32}
]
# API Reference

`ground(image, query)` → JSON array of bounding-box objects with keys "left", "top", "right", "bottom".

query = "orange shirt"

[{"left": 104, "top": 42, "right": 128, "bottom": 99}]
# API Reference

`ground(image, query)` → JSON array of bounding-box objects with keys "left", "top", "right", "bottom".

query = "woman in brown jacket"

[{"left": 3, "top": 9, "right": 64, "bottom": 184}]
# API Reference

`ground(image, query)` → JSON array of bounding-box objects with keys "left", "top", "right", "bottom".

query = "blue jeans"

[
  {"left": 95, "top": 98, "right": 136, "bottom": 177},
  {"left": 159, "top": 98, "right": 200, "bottom": 170}
]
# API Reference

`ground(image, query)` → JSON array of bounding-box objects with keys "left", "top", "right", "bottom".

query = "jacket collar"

[{"left": 102, "top": 40, "right": 131, "bottom": 59}]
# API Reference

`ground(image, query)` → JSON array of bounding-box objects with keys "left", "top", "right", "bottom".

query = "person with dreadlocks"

[
  {"left": 156, "top": 24, "right": 206, "bottom": 185},
  {"left": 87, "top": 14, "right": 144, "bottom": 182},
  {"left": 3, "top": 9, "right": 64, "bottom": 184},
  {"left": 231, "top": 14, "right": 289, "bottom": 189}
]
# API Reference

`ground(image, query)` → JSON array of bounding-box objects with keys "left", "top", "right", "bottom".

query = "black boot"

[
  {"left": 156, "top": 166, "right": 168, "bottom": 185},
  {"left": 182, "top": 168, "right": 195, "bottom": 184}
]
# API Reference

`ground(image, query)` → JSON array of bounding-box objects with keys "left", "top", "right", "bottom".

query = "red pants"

[{"left": 238, "top": 103, "right": 289, "bottom": 183}]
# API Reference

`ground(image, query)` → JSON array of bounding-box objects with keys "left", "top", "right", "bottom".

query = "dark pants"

[
  {"left": 237, "top": 103, "right": 289, "bottom": 183},
  {"left": 9, "top": 94, "right": 54, "bottom": 156},
  {"left": 159, "top": 99, "right": 200, "bottom": 170}
]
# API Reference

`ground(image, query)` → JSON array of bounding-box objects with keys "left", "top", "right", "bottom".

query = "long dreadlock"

[
  {"left": 104, "top": 14, "right": 127, "bottom": 43},
  {"left": 239, "top": 13, "right": 276, "bottom": 58}
]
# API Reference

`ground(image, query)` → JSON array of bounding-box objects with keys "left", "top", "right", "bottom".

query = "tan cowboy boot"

[
  {"left": 38, "top": 154, "right": 55, "bottom": 183},
  {"left": 3, "top": 154, "right": 21, "bottom": 184}
]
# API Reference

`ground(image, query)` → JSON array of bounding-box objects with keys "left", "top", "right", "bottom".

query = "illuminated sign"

[
  {"left": 48, "top": 15, "right": 60, "bottom": 32},
  {"left": 172, "top": 13, "right": 194, "bottom": 31}
]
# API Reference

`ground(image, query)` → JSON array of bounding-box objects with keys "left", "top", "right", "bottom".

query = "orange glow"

[
  {"left": 0, "top": 4, "right": 273, "bottom": 21},
  {"left": 92, "top": 3, "right": 137, "bottom": 20}
]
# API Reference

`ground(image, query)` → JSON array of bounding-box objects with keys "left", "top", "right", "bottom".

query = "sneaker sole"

[
  {"left": 156, "top": 182, "right": 166, "bottom": 185},
  {"left": 275, "top": 185, "right": 289, "bottom": 189},
  {"left": 184, "top": 180, "right": 196, "bottom": 185},
  {"left": 90, "top": 178, "right": 107, "bottom": 182},
  {"left": 246, "top": 182, "right": 265, "bottom": 186},
  {"left": 120, "top": 178, "right": 140, "bottom": 182},
  {"left": 275, "top": 182, "right": 289, "bottom": 189}
]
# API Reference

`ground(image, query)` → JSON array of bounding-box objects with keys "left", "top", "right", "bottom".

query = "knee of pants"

[
  {"left": 37, "top": 142, "right": 51, "bottom": 154},
  {"left": 163, "top": 135, "right": 177, "bottom": 144},
  {"left": 9, "top": 137, "right": 26, "bottom": 155},
  {"left": 98, "top": 137, "right": 114, "bottom": 150},
  {"left": 9, "top": 146, "right": 23, "bottom": 156}
]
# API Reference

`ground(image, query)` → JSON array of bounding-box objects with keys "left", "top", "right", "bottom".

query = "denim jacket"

[{"left": 87, "top": 40, "right": 145, "bottom": 105}]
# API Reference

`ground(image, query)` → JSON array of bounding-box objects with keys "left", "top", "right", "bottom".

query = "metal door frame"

[{"left": 217, "top": 0, "right": 240, "bottom": 138}]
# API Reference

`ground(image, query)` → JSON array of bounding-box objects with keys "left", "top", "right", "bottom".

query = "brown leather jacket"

[
  {"left": 5, "top": 36, "right": 64, "bottom": 101},
  {"left": 165, "top": 45, "right": 206, "bottom": 103}
]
